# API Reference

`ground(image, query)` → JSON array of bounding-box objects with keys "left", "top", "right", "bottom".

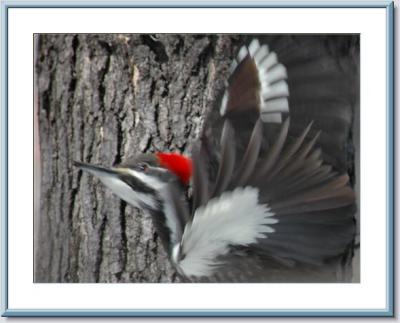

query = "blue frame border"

[{"left": 1, "top": 0, "right": 394, "bottom": 317}]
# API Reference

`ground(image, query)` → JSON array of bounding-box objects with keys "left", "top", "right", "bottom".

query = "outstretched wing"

[
  {"left": 172, "top": 118, "right": 355, "bottom": 281},
  {"left": 173, "top": 37, "right": 358, "bottom": 282},
  {"left": 266, "top": 35, "right": 359, "bottom": 175},
  {"left": 200, "top": 35, "right": 358, "bottom": 188},
  {"left": 198, "top": 38, "right": 291, "bottom": 210}
]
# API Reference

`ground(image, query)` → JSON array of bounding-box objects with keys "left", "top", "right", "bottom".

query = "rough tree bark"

[
  {"left": 35, "top": 34, "right": 240, "bottom": 282},
  {"left": 34, "top": 34, "right": 359, "bottom": 283}
]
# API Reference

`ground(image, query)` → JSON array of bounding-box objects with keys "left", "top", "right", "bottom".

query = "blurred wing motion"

[
  {"left": 171, "top": 37, "right": 357, "bottom": 282},
  {"left": 220, "top": 38, "right": 289, "bottom": 123}
]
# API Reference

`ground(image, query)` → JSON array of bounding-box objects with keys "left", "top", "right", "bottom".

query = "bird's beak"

[
  {"left": 73, "top": 160, "right": 154, "bottom": 209},
  {"left": 73, "top": 161, "right": 119, "bottom": 178}
]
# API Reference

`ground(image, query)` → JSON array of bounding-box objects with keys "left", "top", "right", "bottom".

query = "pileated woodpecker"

[{"left": 74, "top": 37, "right": 357, "bottom": 282}]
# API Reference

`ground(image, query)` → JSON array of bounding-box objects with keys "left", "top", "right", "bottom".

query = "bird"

[{"left": 74, "top": 37, "right": 357, "bottom": 283}]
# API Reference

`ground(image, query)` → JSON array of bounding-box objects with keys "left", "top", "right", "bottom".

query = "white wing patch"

[
  {"left": 175, "top": 187, "right": 277, "bottom": 278},
  {"left": 220, "top": 38, "right": 289, "bottom": 123},
  {"left": 249, "top": 39, "right": 289, "bottom": 123}
]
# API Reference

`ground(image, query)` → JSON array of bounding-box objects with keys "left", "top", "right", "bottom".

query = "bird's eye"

[{"left": 138, "top": 163, "right": 148, "bottom": 172}]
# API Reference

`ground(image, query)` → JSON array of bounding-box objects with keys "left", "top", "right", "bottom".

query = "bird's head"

[{"left": 74, "top": 152, "right": 192, "bottom": 210}]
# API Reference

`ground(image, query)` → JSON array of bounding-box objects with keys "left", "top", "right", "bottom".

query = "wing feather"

[
  {"left": 256, "top": 117, "right": 290, "bottom": 178},
  {"left": 265, "top": 121, "right": 313, "bottom": 180},
  {"left": 177, "top": 187, "right": 277, "bottom": 278},
  {"left": 212, "top": 120, "right": 236, "bottom": 197},
  {"left": 220, "top": 40, "right": 289, "bottom": 124},
  {"left": 181, "top": 115, "right": 356, "bottom": 279},
  {"left": 182, "top": 37, "right": 357, "bottom": 281},
  {"left": 231, "top": 118, "right": 263, "bottom": 187}
]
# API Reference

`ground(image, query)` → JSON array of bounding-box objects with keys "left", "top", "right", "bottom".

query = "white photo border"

[{"left": 1, "top": 1, "right": 394, "bottom": 317}]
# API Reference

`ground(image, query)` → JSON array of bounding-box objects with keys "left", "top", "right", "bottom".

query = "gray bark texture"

[{"left": 35, "top": 34, "right": 239, "bottom": 282}]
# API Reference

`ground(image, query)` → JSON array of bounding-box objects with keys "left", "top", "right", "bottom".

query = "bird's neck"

[{"left": 149, "top": 187, "right": 186, "bottom": 254}]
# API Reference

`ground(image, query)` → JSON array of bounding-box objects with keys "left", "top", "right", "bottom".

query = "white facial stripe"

[
  {"left": 171, "top": 243, "right": 181, "bottom": 264},
  {"left": 87, "top": 166, "right": 183, "bottom": 246},
  {"left": 160, "top": 188, "right": 181, "bottom": 245},
  {"left": 98, "top": 175, "right": 156, "bottom": 209},
  {"left": 177, "top": 187, "right": 278, "bottom": 278},
  {"left": 125, "top": 168, "right": 166, "bottom": 190},
  {"left": 123, "top": 168, "right": 182, "bottom": 245}
]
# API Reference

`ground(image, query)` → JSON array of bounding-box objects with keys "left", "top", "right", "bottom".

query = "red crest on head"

[{"left": 156, "top": 152, "right": 192, "bottom": 185}]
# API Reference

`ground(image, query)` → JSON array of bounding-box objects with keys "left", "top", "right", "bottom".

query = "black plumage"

[{"left": 173, "top": 36, "right": 358, "bottom": 282}]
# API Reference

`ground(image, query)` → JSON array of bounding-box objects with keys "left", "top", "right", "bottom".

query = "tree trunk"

[{"left": 34, "top": 34, "right": 239, "bottom": 282}]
